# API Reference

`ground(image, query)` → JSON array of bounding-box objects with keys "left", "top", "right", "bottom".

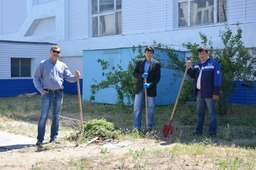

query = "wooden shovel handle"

[
  {"left": 144, "top": 78, "right": 148, "bottom": 129},
  {"left": 169, "top": 67, "right": 188, "bottom": 122},
  {"left": 77, "top": 78, "right": 83, "bottom": 130}
]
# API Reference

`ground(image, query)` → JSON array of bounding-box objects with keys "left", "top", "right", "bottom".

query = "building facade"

[{"left": 0, "top": 0, "right": 255, "bottom": 104}]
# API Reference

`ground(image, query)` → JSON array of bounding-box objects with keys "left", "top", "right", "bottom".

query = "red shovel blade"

[{"left": 162, "top": 123, "right": 174, "bottom": 137}]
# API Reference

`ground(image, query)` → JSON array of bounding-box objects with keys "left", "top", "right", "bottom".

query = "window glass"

[
  {"left": 115, "top": 12, "right": 122, "bottom": 34},
  {"left": 116, "top": 0, "right": 121, "bottom": 10},
  {"left": 100, "top": 14, "right": 115, "bottom": 36},
  {"left": 92, "top": 17, "right": 98, "bottom": 37},
  {"left": 11, "top": 58, "right": 31, "bottom": 77},
  {"left": 99, "top": 0, "right": 114, "bottom": 12},
  {"left": 92, "top": 0, "right": 122, "bottom": 37},
  {"left": 21, "top": 59, "right": 31, "bottom": 77},
  {"left": 217, "top": 0, "right": 227, "bottom": 22},
  {"left": 191, "top": 0, "right": 214, "bottom": 26},
  {"left": 178, "top": 0, "right": 226, "bottom": 27},
  {"left": 92, "top": 0, "right": 98, "bottom": 14},
  {"left": 178, "top": 2, "right": 188, "bottom": 27},
  {"left": 11, "top": 59, "right": 19, "bottom": 77}
]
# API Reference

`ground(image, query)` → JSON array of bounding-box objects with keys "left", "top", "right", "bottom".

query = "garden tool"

[
  {"left": 144, "top": 78, "right": 148, "bottom": 129},
  {"left": 75, "top": 78, "right": 84, "bottom": 146},
  {"left": 163, "top": 66, "right": 188, "bottom": 137}
]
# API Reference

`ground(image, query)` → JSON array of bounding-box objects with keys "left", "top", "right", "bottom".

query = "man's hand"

[
  {"left": 143, "top": 83, "right": 150, "bottom": 89},
  {"left": 213, "top": 95, "right": 219, "bottom": 100},
  {"left": 75, "top": 70, "right": 81, "bottom": 79},
  {"left": 142, "top": 73, "right": 148, "bottom": 78},
  {"left": 41, "top": 90, "right": 48, "bottom": 95},
  {"left": 186, "top": 60, "right": 192, "bottom": 68}
]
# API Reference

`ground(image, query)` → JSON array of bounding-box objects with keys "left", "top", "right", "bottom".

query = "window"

[
  {"left": 92, "top": 0, "right": 122, "bottom": 37},
  {"left": 11, "top": 58, "right": 31, "bottom": 77},
  {"left": 178, "top": 0, "right": 226, "bottom": 27}
]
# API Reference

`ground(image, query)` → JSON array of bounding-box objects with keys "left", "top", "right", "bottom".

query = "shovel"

[
  {"left": 75, "top": 78, "right": 84, "bottom": 146},
  {"left": 163, "top": 66, "right": 188, "bottom": 137},
  {"left": 144, "top": 78, "right": 148, "bottom": 129}
]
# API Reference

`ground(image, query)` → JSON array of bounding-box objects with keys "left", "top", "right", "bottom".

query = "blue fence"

[
  {"left": 0, "top": 79, "right": 83, "bottom": 97},
  {"left": 0, "top": 79, "right": 255, "bottom": 105},
  {"left": 229, "top": 81, "right": 256, "bottom": 105}
]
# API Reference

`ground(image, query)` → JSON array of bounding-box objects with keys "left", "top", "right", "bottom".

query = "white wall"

[
  {"left": 60, "top": 56, "right": 83, "bottom": 77},
  {"left": 0, "top": 0, "right": 27, "bottom": 34},
  {"left": 0, "top": 0, "right": 256, "bottom": 68},
  {"left": 122, "top": 0, "right": 173, "bottom": 35},
  {"left": 0, "top": 41, "right": 53, "bottom": 79}
]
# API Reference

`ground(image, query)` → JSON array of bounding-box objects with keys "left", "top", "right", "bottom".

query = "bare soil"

[{"left": 0, "top": 117, "right": 255, "bottom": 170}]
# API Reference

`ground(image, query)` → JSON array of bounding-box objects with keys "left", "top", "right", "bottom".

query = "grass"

[
  {"left": 0, "top": 94, "right": 256, "bottom": 169},
  {"left": 0, "top": 94, "right": 256, "bottom": 144}
]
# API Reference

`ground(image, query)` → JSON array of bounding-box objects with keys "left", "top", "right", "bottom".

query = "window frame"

[
  {"left": 11, "top": 58, "right": 32, "bottom": 78},
  {"left": 177, "top": 0, "right": 227, "bottom": 27},
  {"left": 91, "top": 0, "right": 122, "bottom": 37}
]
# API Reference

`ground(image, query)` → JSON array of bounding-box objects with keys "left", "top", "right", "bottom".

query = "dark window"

[
  {"left": 92, "top": 0, "right": 122, "bottom": 37},
  {"left": 11, "top": 58, "right": 31, "bottom": 77},
  {"left": 178, "top": 0, "right": 227, "bottom": 27}
]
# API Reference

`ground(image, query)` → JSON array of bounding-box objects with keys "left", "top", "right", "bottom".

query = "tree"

[
  {"left": 90, "top": 46, "right": 144, "bottom": 105},
  {"left": 90, "top": 25, "right": 256, "bottom": 114},
  {"left": 183, "top": 25, "right": 256, "bottom": 115}
]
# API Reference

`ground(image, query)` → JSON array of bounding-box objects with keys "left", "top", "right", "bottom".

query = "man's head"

[
  {"left": 144, "top": 46, "right": 154, "bottom": 61},
  {"left": 50, "top": 45, "right": 61, "bottom": 61},
  {"left": 198, "top": 46, "right": 209, "bottom": 62}
]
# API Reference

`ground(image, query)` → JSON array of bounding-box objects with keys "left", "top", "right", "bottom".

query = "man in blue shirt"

[
  {"left": 186, "top": 46, "right": 221, "bottom": 137},
  {"left": 133, "top": 46, "right": 161, "bottom": 131},
  {"left": 33, "top": 45, "right": 80, "bottom": 146}
]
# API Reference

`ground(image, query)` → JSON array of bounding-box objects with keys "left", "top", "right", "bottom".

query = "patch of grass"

[
  {"left": 128, "top": 148, "right": 146, "bottom": 160},
  {"left": 68, "top": 119, "right": 122, "bottom": 142},
  {"left": 100, "top": 148, "right": 110, "bottom": 154},
  {"left": 31, "top": 164, "right": 41, "bottom": 170}
]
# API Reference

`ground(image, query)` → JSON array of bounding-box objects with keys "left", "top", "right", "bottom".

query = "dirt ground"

[
  {"left": 0, "top": 118, "right": 173, "bottom": 170},
  {"left": 0, "top": 131, "right": 175, "bottom": 170},
  {"left": 0, "top": 137, "right": 159, "bottom": 169},
  {"left": 0, "top": 117, "right": 255, "bottom": 170}
]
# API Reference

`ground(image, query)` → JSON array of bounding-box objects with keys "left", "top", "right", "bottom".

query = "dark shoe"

[
  {"left": 36, "top": 140, "right": 43, "bottom": 147},
  {"left": 193, "top": 132, "right": 203, "bottom": 136},
  {"left": 209, "top": 134, "right": 217, "bottom": 138},
  {"left": 49, "top": 137, "right": 60, "bottom": 144}
]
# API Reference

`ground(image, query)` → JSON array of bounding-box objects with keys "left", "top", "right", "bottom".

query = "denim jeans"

[
  {"left": 196, "top": 91, "right": 218, "bottom": 135},
  {"left": 133, "top": 89, "right": 155, "bottom": 130},
  {"left": 37, "top": 92, "right": 63, "bottom": 142}
]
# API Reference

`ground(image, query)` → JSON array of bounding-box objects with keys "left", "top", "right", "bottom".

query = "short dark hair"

[
  {"left": 50, "top": 45, "right": 61, "bottom": 51},
  {"left": 145, "top": 46, "right": 154, "bottom": 54},
  {"left": 198, "top": 46, "right": 209, "bottom": 53}
]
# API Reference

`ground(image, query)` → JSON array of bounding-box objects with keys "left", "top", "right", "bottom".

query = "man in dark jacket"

[
  {"left": 186, "top": 46, "right": 221, "bottom": 137},
  {"left": 133, "top": 46, "right": 161, "bottom": 130}
]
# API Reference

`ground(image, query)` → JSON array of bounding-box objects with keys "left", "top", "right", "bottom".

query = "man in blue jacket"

[
  {"left": 186, "top": 46, "right": 221, "bottom": 137},
  {"left": 133, "top": 46, "right": 161, "bottom": 131}
]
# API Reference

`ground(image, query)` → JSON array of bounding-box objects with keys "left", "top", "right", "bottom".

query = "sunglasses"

[{"left": 52, "top": 50, "right": 61, "bottom": 54}]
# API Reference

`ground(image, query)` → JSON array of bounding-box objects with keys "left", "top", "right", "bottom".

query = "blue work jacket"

[{"left": 187, "top": 58, "right": 222, "bottom": 98}]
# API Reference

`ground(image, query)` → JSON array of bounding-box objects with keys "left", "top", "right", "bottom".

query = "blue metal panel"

[
  {"left": 83, "top": 48, "right": 128, "bottom": 104},
  {"left": 229, "top": 81, "right": 256, "bottom": 105},
  {"left": 83, "top": 47, "right": 256, "bottom": 105},
  {"left": 63, "top": 79, "right": 83, "bottom": 95},
  {"left": 0, "top": 79, "right": 82, "bottom": 97},
  {"left": 83, "top": 47, "right": 184, "bottom": 105},
  {"left": 0, "top": 79, "right": 38, "bottom": 97}
]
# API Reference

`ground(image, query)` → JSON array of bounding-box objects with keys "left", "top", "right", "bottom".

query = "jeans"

[
  {"left": 196, "top": 91, "right": 218, "bottom": 135},
  {"left": 133, "top": 89, "right": 155, "bottom": 130},
  {"left": 37, "top": 92, "right": 63, "bottom": 142}
]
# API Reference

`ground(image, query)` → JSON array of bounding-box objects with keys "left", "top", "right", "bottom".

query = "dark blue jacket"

[
  {"left": 187, "top": 58, "right": 221, "bottom": 98},
  {"left": 133, "top": 58, "right": 161, "bottom": 97}
]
